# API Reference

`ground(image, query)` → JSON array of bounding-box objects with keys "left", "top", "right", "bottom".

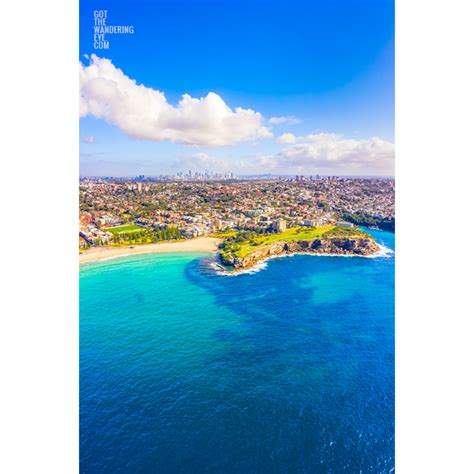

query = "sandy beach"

[{"left": 80, "top": 237, "right": 221, "bottom": 264}]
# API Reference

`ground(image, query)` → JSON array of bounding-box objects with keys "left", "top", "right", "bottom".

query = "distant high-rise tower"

[{"left": 137, "top": 182, "right": 143, "bottom": 194}]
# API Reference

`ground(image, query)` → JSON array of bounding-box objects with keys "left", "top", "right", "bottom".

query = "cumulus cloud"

[
  {"left": 80, "top": 55, "right": 272, "bottom": 146},
  {"left": 173, "top": 133, "right": 393, "bottom": 175},
  {"left": 276, "top": 133, "right": 297, "bottom": 144},
  {"left": 269, "top": 116, "right": 301, "bottom": 125},
  {"left": 273, "top": 133, "right": 394, "bottom": 174}
]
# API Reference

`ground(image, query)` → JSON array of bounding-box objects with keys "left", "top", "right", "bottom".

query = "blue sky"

[{"left": 80, "top": 0, "right": 394, "bottom": 176}]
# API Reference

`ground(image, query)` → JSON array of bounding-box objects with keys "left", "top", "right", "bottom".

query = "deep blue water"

[{"left": 80, "top": 229, "right": 394, "bottom": 473}]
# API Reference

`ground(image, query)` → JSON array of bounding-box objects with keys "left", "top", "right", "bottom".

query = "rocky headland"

[{"left": 219, "top": 233, "right": 379, "bottom": 271}]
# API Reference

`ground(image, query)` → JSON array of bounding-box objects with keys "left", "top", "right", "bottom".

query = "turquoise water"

[{"left": 80, "top": 229, "right": 394, "bottom": 473}]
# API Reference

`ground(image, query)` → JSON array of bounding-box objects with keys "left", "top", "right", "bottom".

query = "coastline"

[
  {"left": 215, "top": 242, "right": 392, "bottom": 276},
  {"left": 219, "top": 228, "right": 380, "bottom": 272},
  {"left": 79, "top": 237, "right": 221, "bottom": 264}
]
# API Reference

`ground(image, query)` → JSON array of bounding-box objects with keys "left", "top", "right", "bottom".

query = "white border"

[
  {"left": 1, "top": 0, "right": 78, "bottom": 472},
  {"left": 2, "top": 0, "right": 474, "bottom": 472},
  {"left": 397, "top": 0, "right": 474, "bottom": 471}
]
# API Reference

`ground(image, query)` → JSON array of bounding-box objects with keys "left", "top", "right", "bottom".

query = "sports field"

[{"left": 106, "top": 225, "right": 144, "bottom": 235}]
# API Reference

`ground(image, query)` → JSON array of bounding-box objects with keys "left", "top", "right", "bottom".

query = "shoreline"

[
  {"left": 79, "top": 237, "right": 221, "bottom": 264},
  {"left": 214, "top": 242, "right": 392, "bottom": 276}
]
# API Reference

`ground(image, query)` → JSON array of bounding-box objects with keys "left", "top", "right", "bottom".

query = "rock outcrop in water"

[{"left": 220, "top": 235, "right": 379, "bottom": 270}]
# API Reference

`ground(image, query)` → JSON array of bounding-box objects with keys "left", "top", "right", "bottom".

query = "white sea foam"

[
  {"left": 211, "top": 259, "right": 268, "bottom": 276},
  {"left": 229, "top": 260, "right": 269, "bottom": 276},
  {"left": 368, "top": 243, "right": 394, "bottom": 258}
]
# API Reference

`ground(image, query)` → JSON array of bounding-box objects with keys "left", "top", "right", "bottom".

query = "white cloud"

[
  {"left": 172, "top": 133, "right": 393, "bottom": 175},
  {"left": 80, "top": 55, "right": 272, "bottom": 147},
  {"left": 269, "top": 116, "right": 301, "bottom": 125},
  {"left": 254, "top": 154, "right": 279, "bottom": 169},
  {"left": 276, "top": 133, "right": 297, "bottom": 144},
  {"left": 173, "top": 152, "right": 279, "bottom": 173},
  {"left": 273, "top": 133, "right": 394, "bottom": 175},
  {"left": 82, "top": 135, "right": 95, "bottom": 144},
  {"left": 173, "top": 152, "right": 226, "bottom": 169}
]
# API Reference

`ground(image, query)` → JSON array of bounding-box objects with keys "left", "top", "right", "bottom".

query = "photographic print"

[{"left": 79, "top": 1, "right": 395, "bottom": 471}]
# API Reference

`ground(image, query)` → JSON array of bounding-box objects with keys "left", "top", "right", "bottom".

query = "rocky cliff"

[{"left": 220, "top": 236, "right": 379, "bottom": 270}]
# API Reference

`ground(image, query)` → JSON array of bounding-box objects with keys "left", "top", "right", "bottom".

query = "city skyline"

[
  {"left": 80, "top": 0, "right": 394, "bottom": 177},
  {"left": 79, "top": 172, "right": 395, "bottom": 179}
]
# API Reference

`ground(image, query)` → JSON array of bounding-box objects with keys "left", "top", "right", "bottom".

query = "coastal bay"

[
  {"left": 80, "top": 226, "right": 382, "bottom": 269},
  {"left": 80, "top": 228, "right": 394, "bottom": 472}
]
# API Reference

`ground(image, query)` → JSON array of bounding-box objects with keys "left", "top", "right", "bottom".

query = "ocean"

[{"left": 80, "top": 229, "right": 394, "bottom": 473}]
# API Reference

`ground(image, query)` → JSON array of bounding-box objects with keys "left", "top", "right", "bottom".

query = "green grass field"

[
  {"left": 106, "top": 225, "right": 144, "bottom": 235},
  {"left": 229, "top": 225, "right": 336, "bottom": 258},
  {"left": 210, "top": 230, "right": 238, "bottom": 238}
]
